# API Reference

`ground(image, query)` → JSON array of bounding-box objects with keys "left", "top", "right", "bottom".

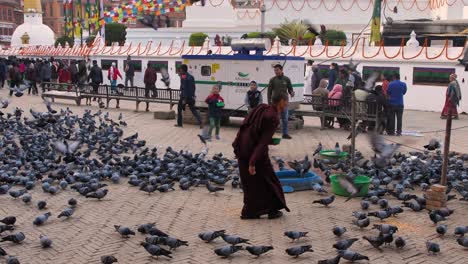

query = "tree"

[
  {"left": 273, "top": 20, "right": 316, "bottom": 45},
  {"left": 55, "top": 36, "right": 74, "bottom": 48},
  {"left": 323, "top": 29, "right": 347, "bottom": 46},
  {"left": 105, "top": 23, "right": 127, "bottom": 46}
]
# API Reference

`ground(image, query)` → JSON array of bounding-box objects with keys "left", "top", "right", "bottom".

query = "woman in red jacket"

[
  {"left": 58, "top": 65, "right": 72, "bottom": 91},
  {"left": 108, "top": 62, "right": 122, "bottom": 94}
]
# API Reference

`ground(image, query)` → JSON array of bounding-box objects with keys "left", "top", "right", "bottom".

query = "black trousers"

[
  {"left": 41, "top": 78, "right": 50, "bottom": 92},
  {"left": 145, "top": 84, "right": 157, "bottom": 98},
  {"left": 387, "top": 105, "right": 404, "bottom": 135},
  {"left": 177, "top": 97, "right": 202, "bottom": 127}
]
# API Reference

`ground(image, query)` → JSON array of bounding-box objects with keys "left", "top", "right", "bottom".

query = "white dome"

[{"left": 11, "top": 13, "right": 55, "bottom": 47}]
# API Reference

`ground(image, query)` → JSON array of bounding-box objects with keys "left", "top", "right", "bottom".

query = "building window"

[
  {"left": 8, "top": 9, "right": 12, "bottom": 20},
  {"left": 412, "top": 67, "right": 455, "bottom": 86},
  {"left": 148, "top": 61, "right": 168, "bottom": 73},
  {"left": 124, "top": 60, "right": 142, "bottom": 72},
  {"left": 362, "top": 66, "right": 400, "bottom": 81},
  {"left": 3, "top": 9, "right": 6, "bottom": 20},
  {"left": 101, "top": 60, "right": 118, "bottom": 70},
  {"left": 201, "top": 66, "right": 211, "bottom": 76}
]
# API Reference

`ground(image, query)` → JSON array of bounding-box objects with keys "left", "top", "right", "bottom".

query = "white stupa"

[{"left": 11, "top": 0, "right": 55, "bottom": 47}]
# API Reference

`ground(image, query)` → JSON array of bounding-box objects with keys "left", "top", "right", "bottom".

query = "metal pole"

[
  {"left": 351, "top": 93, "right": 356, "bottom": 167},
  {"left": 440, "top": 108, "right": 452, "bottom": 186},
  {"left": 260, "top": 4, "right": 266, "bottom": 35}
]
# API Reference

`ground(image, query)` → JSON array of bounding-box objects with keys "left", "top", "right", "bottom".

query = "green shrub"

[
  {"left": 105, "top": 23, "right": 127, "bottom": 46},
  {"left": 189, "top": 32, "right": 208, "bottom": 46},
  {"left": 55, "top": 36, "right": 74, "bottom": 48},
  {"left": 324, "top": 29, "right": 347, "bottom": 46}
]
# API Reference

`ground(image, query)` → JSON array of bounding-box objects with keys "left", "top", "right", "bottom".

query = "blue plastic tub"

[{"left": 276, "top": 170, "right": 323, "bottom": 193}]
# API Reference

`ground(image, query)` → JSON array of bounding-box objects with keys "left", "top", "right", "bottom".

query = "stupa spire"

[{"left": 23, "top": 0, "right": 42, "bottom": 13}]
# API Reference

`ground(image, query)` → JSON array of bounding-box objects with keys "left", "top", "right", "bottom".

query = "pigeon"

[
  {"left": 101, "top": 255, "right": 118, "bottom": 264},
  {"left": 337, "top": 250, "right": 369, "bottom": 261},
  {"left": 432, "top": 208, "right": 454, "bottom": 217},
  {"left": 426, "top": 241, "right": 440, "bottom": 255},
  {"left": 214, "top": 245, "right": 244, "bottom": 258},
  {"left": 0, "top": 217, "right": 16, "bottom": 226},
  {"left": 285, "top": 245, "right": 314, "bottom": 257},
  {"left": 114, "top": 225, "right": 135, "bottom": 238},
  {"left": 198, "top": 134, "right": 207, "bottom": 145},
  {"left": 436, "top": 224, "right": 448, "bottom": 235},
  {"left": 284, "top": 231, "right": 308, "bottom": 242},
  {"left": 138, "top": 223, "right": 156, "bottom": 234},
  {"left": 333, "top": 226, "right": 347, "bottom": 237},
  {"left": 43, "top": 98, "right": 57, "bottom": 114},
  {"left": 370, "top": 132, "right": 400, "bottom": 168},
  {"left": 221, "top": 234, "right": 250, "bottom": 245},
  {"left": 140, "top": 242, "right": 173, "bottom": 259},
  {"left": 313, "top": 195, "right": 335, "bottom": 206},
  {"left": 9, "top": 189, "right": 27, "bottom": 199},
  {"left": 454, "top": 226, "right": 468, "bottom": 236},
  {"left": 352, "top": 217, "right": 370, "bottom": 228},
  {"left": 333, "top": 238, "right": 359, "bottom": 250},
  {"left": 373, "top": 224, "right": 398, "bottom": 234},
  {"left": 395, "top": 237, "right": 406, "bottom": 249},
  {"left": 338, "top": 177, "right": 360, "bottom": 202},
  {"left": 1, "top": 232, "right": 25, "bottom": 243},
  {"left": 68, "top": 198, "right": 77, "bottom": 207},
  {"left": 429, "top": 211, "right": 446, "bottom": 224},
  {"left": 58, "top": 207, "right": 75, "bottom": 218},
  {"left": 352, "top": 211, "right": 368, "bottom": 220},
  {"left": 33, "top": 212, "right": 52, "bottom": 226},
  {"left": 457, "top": 237, "right": 468, "bottom": 248},
  {"left": 85, "top": 189, "right": 108, "bottom": 200},
  {"left": 148, "top": 228, "right": 169, "bottom": 237},
  {"left": 313, "top": 142, "right": 322, "bottom": 156},
  {"left": 10, "top": 83, "right": 29, "bottom": 97},
  {"left": 245, "top": 245, "right": 274, "bottom": 257},
  {"left": 363, "top": 71, "right": 380, "bottom": 92},
  {"left": 0, "top": 225, "right": 14, "bottom": 234},
  {"left": 164, "top": 236, "right": 189, "bottom": 250},
  {"left": 198, "top": 230, "right": 226, "bottom": 242},
  {"left": 21, "top": 194, "right": 31, "bottom": 204},
  {"left": 368, "top": 210, "right": 392, "bottom": 221},
  {"left": 0, "top": 98, "right": 10, "bottom": 108},
  {"left": 424, "top": 139, "right": 441, "bottom": 150},
  {"left": 206, "top": 183, "right": 224, "bottom": 194},
  {"left": 37, "top": 200, "right": 47, "bottom": 210},
  {"left": 360, "top": 200, "right": 370, "bottom": 210},
  {"left": 363, "top": 234, "right": 384, "bottom": 249},
  {"left": 40, "top": 235, "right": 53, "bottom": 248},
  {"left": 53, "top": 140, "right": 81, "bottom": 156},
  {"left": 318, "top": 255, "right": 341, "bottom": 264},
  {"left": 6, "top": 256, "right": 20, "bottom": 264}
]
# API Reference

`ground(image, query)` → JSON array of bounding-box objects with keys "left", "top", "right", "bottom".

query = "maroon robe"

[{"left": 232, "top": 104, "right": 290, "bottom": 217}]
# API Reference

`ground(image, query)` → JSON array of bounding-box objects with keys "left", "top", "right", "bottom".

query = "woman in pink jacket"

[{"left": 325, "top": 84, "right": 344, "bottom": 129}]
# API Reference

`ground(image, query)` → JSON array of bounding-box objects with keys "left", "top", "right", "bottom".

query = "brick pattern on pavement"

[{"left": 1, "top": 90, "right": 468, "bottom": 264}]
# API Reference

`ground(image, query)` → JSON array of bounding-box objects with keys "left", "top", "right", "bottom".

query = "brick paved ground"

[{"left": 1, "top": 90, "right": 468, "bottom": 264}]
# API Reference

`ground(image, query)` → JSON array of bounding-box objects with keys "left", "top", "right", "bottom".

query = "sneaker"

[
  {"left": 282, "top": 134, "right": 292, "bottom": 139},
  {"left": 174, "top": 124, "right": 183, "bottom": 127},
  {"left": 215, "top": 135, "right": 220, "bottom": 140}
]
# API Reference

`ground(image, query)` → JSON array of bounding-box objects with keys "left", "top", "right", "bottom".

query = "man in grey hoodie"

[{"left": 40, "top": 61, "right": 52, "bottom": 92}]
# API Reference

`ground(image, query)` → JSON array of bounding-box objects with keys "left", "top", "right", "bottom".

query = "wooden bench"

[
  {"left": 297, "top": 94, "right": 379, "bottom": 129},
  {"left": 41, "top": 83, "right": 82, "bottom": 106}
]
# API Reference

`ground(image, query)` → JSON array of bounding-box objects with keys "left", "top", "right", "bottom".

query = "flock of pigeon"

[{"left": 1, "top": 95, "right": 468, "bottom": 263}]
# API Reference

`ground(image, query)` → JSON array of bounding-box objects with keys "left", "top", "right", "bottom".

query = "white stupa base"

[{"left": 183, "top": 1, "right": 236, "bottom": 28}]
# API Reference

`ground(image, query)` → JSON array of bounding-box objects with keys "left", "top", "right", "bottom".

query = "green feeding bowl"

[
  {"left": 330, "top": 175, "right": 371, "bottom": 197},
  {"left": 271, "top": 138, "right": 281, "bottom": 145},
  {"left": 319, "top": 150, "right": 348, "bottom": 163},
  {"left": 216, "top": 102, "right": 225, "bottom": 107}
]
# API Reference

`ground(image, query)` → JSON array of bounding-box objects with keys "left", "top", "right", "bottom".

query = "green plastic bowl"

[
  {"left": 216, "top": 102, "right": 225, "bottom": 107},
  {"left": 330, "top": 175, "right": 371, "bottom": 197},
  {"left": 319, "top": 150, "right": 348, "bottom": 163},
  {"left": 272, "top": 138, "right": 281, "bottom": 145}
]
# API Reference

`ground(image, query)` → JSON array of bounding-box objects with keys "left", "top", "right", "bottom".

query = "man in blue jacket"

[
  {"left": 175, "top": 64, "right": 203, "bottom": 128},
  {"left": 387, "top": 73, "right": 407, "bottom": 136}
]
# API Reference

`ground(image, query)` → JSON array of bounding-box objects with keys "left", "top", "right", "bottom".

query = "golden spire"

[{"left": 24, "top": 0, "right": 42, "bottom": 13}]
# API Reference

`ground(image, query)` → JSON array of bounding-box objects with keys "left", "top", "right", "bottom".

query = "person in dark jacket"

[
  {"left": 8, "top": 63, "right": 21, "bottom": 96},
  {"left": 40, "top": 61, "right": 52, "bottom": 92},
  {"left": 175, "top": 64, "right": 202, "bottom": 128},
  {"left": 124, "top": 56, "right": 135, "bottom": 88},
  {"left": 0, "top": 59, "right": 6, "bottom": 88},
  {"left": 244, "top": 81, "right": 263, "bottom": 112},
  {"left": 143, "top": 63, "right": 157, "bottom": 111},
  {"left": 87, "top": 60, "right": 103, "bottom": 104},
  {"left": 51, "top": 61, "right": 59, "bottom": 82},
  {"left": 70, "top": 61, "right": 78, "bottom": 85},
  {"left": 77, "top": 60, "right": 87, "bottom": 91},
  {"left": 327, "top": 63, "right": 338, "bottom": 91},
  {"left": 366, "top": 85, "right": 387, "bottom": 133},
  {"left": 311, "top": 65, "right": 322, "bottom": 91}
]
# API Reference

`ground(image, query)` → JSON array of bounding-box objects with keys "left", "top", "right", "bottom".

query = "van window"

[{"left": 201, "top": 66, "right": 211, "bottom": 76}]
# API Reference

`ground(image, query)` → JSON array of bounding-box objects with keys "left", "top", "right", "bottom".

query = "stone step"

[{"left": 154, "top": 110, "right": 176, "bottom": 120}]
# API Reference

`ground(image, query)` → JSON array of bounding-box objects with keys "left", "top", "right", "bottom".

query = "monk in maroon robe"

[{"left": 232, "top": 93, "right": 290, "bottom": 219}]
